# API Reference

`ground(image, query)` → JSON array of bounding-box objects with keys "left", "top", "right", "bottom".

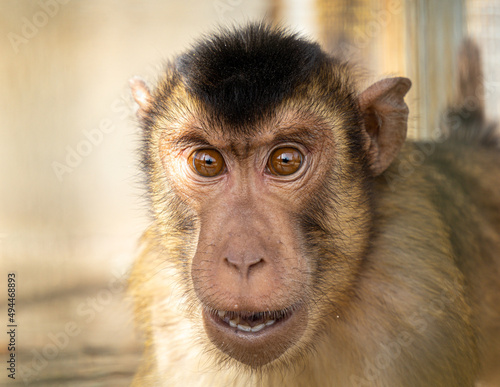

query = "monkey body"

[{"left": 129, "top": 24, "right": 500, "bottom": 386}]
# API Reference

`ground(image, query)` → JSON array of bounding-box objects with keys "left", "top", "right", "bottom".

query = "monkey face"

[{"left": 151, "top": 105, "right": 372, "bottom": 368}]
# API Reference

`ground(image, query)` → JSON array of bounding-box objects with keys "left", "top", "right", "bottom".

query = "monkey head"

[{"left": 130, "top": 24, "right": 410, "bottom": 370}]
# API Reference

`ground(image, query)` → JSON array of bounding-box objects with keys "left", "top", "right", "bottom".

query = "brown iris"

[
  {"left": 189, "top": 149, "right": 225, "bottom": 177},
  {"left": 267, "top": 147, "right": 303, "bottom": 176}
]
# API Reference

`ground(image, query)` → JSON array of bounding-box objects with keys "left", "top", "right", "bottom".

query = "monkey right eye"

[
  {"left": 267, "top": 147, "right": 304, "bottom": 176},
  {"left": 188, "top": 149, "right": 225, "bottom": 177}
]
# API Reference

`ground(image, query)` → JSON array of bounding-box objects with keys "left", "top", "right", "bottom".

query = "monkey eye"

[
  {"left": 189, "top": 149, "right": 225, "bottom": 177},
  {"left": 267, "top": 147, "right": 303, "bottom": 176}
]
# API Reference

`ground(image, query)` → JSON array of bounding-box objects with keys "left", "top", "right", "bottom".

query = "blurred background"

[{"left": 0, "top": 0, "right": 498, "bottom": 385}]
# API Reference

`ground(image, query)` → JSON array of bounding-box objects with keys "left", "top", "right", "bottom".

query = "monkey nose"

[{"left": 223, "top": 254, "right": 265, "bottom": 277}]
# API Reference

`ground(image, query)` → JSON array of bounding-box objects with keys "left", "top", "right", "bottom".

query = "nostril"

[
  {"left": 224, "top": 256, "right": 237, "bottom": 270},
  {"left": 249, "top": 257, "right": 264, "bottom": 269},
  {"left": 245, "top": 257, "right": 265, "bottom": 277}
]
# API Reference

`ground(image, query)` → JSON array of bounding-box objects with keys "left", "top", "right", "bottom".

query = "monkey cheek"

[{"left": 202, "top": 305, "right": 308, "bottom": 368}]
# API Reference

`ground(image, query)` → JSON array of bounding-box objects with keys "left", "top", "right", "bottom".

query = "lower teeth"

[
  {"left": 236, "top": 319, "right": 275, "bottom": 332},
  {"left": 216, "top": 311, "right": 278, "bottom": 332}
]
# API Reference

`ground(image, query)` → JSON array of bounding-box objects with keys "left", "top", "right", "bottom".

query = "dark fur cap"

[{"left": 176, "top": 23, "right": 327, "bottom": 126}]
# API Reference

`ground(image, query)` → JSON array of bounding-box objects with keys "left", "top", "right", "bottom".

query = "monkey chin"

[{"left": 202, "top": 303, "right": 308, "bottom": 368}]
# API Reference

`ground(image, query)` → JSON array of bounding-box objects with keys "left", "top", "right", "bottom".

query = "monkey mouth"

[
  {"left": 203, "top": 303, "right": 307, "bottom": 367},
  {"left": 209, "top": 309, "right": 292, "bottom": 333}
]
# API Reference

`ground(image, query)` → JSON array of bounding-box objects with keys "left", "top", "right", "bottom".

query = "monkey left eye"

[
  {"left": 189, "top": 149, "right": 225, "bottom": 177},
  {"left": 267, "top": 147, "right": 304, "bottom": 176}
]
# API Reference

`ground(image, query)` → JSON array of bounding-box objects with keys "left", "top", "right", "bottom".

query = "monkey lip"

[
  {"left": 202, "top": 303, "right": 307, "bottom": 367},
  {"left": 208, "top": 308, "right": 292, "bottom": 334}
]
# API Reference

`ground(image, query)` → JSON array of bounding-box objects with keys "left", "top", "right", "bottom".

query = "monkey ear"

[
  {"left": 129, "top": 76, "right": 152, "bottom": 118},
  {"left": 359, "top": 77, "right": 411, "bottom": 176}
]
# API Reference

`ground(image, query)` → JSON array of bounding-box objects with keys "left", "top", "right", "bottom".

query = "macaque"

[{"left": 129, "top": 24, "right": 500, "bottom": 386}]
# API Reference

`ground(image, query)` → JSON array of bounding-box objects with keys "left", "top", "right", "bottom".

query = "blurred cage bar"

[
  {"left": 273, "top": 0, "right": 500, "bottom": 140},
  {"left": 467, "top": 0, "right": 500, "bottom": 123}
]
